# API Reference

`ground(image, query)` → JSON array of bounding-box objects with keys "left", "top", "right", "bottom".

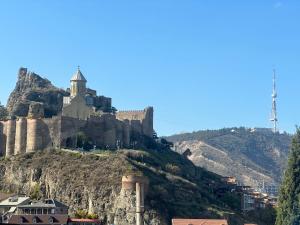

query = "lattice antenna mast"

[{"left": 270, "top": 70, "right": 278, "bottom": 133}]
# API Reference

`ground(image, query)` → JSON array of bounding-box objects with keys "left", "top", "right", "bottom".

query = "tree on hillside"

[{"left": 276, "top": 128, "right": 300, "bottom": 225}]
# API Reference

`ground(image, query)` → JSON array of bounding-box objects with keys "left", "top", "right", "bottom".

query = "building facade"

[{"left": 8, "top": 199, "right": 69, "bottom": 225}]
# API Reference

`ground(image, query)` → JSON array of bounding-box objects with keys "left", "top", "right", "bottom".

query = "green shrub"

[
  {"left": 75, "top": 209, "right": 88, "bottom": 219},
  {"left": 75, "top": 209, "right": 98, "bottom": 219},
  {"left": 165, "top": 163, "right": 181, "bottom": 175},
  {"left": 77, "top": 132, "right": 93, "bottom": 151},
  {"left": 30, "top": 183, "right": 42, "bottom": 200},
  {"left": 87, "top": 213, "right": 99, "bottom": 219}
]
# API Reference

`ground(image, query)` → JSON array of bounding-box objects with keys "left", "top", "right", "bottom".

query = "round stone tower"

[
  {"left": 5, "top": 119, "right": 16, "bottom": 157},
  {"left": 70, "top": 67, "right": 87, "bottom": 98},
  {"left": 15, "top": 117, "right": 27, "bottom": 155},
  {"left": 0, "top": 122, "right": 4, "bottom": 156},
  {"left": 26, "top": 119, "right": 43, "bottom": 153},
  {"left": 26, "top": 103, "right": 44, "bottom": 153},
  {"left": 27, "top": 102, "right": 44, "bottom": 119}
]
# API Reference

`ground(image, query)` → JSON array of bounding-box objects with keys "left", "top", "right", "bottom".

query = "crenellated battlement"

[
  {"left": 118, "top": 107, "right": 153, "bottom": 114},
  {"left": 117, "top": 107, "right": 153, "bottom": 120},
  {"left": 118, "top": 110, "right": 145, "bottom": 113}
]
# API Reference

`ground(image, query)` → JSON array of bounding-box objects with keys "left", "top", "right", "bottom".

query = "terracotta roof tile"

[
  {"left": 8, "top": 214, "right": 68, "bottom": 225},
  {"left": 172, "top": 219, "right": 228, "bottom": 225},
  {"left": 68, "top": 218, "right": 101, "bottom": 223}
]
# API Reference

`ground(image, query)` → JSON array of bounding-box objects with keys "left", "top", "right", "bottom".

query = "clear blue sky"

[{"left": 0, "top": 0, "right": 300, "bottom": 136}]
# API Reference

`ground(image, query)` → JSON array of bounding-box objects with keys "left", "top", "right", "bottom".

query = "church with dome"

[{"left": 62, "top": 67, "right": 114, "bottom": 120}]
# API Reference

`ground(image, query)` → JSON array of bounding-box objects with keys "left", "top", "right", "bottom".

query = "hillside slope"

[
  {"left": 166, "top": 127, "right": 292, "bottom": 186},
  {"left": 0, "top": 148, "right": 266, "bottom": 225}
]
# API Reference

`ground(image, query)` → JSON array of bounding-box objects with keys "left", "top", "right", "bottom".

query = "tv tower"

[{"left": 270, "top": 69, "right": 278, "bottom": 133}]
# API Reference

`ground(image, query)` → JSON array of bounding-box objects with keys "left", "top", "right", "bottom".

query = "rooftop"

[
  {"left": 9, "top": 214, "right": 68, "bottom": 225},
  {"left": 172, "top": 219, "right": 228, "bottom": 225},
  {"left": 18, "top": 199, "right": 68, "bottom": 209},
  {"left": 68, "top": 218, "right": 101, "bottom": 223},
  {"left": 71, "top": 67, "right": 87, "bottom": 82},
  {"left": 0, "top": 196, "right": 30, "bottom": 206}
]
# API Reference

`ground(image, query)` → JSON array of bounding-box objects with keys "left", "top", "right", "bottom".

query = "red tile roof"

[
  {"left": 8, "top": 214, "right": 68, "bottom": 225},
  {"left": 172, "top": 219, "right": 228, "bottom": 225},
  {"left": 68, "top": 218, "right": 101, "bottom": 223}
]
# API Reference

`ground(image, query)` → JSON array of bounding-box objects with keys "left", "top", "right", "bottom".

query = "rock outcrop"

[
  {"left": 6, "top": 68, "right": 68, "bottom": 118},
  {"left": 0, "top": 150, "right": 166, "bottom": 225}
]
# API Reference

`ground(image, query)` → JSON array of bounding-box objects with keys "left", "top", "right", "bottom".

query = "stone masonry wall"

[
  {"left": 116, "top": 107, "right": 154, "bottom": 138},
  {"left": 60, "top": 116, "right": 87, "bottom": 148},
  {"left": 62, "top": 95, "right": 94, "bottom": 120},
  {"left": 0, "top": 116, "right": 61, "bottom": 156},
  {"left": 6, "top": 119, "right": 16, "bottom": 157},
  {"left": 0, "top": 107, "right": 151, "bottom": 157},
  {"left": 26, "top": 119, "right": 46, "bottom": 152},
  {"left": 15, "top": 117, "right": 27, "bottom": 155},
  {"left": 83, "top": 114, "right": 130, "bottom": 149},
  {"left": 0, "top": 122, "right": 5, "bottom": 157}
]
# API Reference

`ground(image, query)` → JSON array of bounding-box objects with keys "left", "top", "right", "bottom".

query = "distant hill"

[{"left": 166, "top": 127, "right": 292, "bottom": 186}]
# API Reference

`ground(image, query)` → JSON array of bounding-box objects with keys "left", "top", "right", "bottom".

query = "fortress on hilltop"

[{"left": 0, "top": 67, "right": 154, "bottom": 157}]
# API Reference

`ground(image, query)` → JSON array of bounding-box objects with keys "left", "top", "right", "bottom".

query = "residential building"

[
  {"left": 7, "top": 199, "right": 69, "bottom": 225},
  {"left": 0, "top": 195, "right": 30, "bottom": 223}
]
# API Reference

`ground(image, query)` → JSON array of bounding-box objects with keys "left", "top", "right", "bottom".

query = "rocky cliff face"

[
  {"left": 0, "top": 150, "right": 166, "bottom": 225},
  {"left": 6, "top": 68, "right": 68, "bottom": 118},
  {"left": 0, "top": 148, "right": 259, "bottom": 225}
]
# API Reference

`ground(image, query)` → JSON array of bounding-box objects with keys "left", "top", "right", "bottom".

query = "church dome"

[{"left": 71, "top": 67, "right": 87, "bottom": 82}]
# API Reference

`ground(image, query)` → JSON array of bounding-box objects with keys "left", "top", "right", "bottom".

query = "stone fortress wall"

[
  {"left": 0, "top": 68, "right": 154, "bottom": 158},
  {"left": 0, "top": 114, "right": 128, "bottom": 157},
  {"left": 116, "top": 107, "right": 154, "bottom": 138},
  {"left": 0, "top": 122, "right": 6, "bottom": 156},
  {"left": 0, "top": 113, "right": 62, "bottom": 157},
  {"left": 59, "top": 113, "right": 131, "bottom": 149},
  {"left": 0, "top": 109, "right": 150, "bottom": 157},
  {"left": 14, "top": 117, "right": 27, "bottom": 154}
]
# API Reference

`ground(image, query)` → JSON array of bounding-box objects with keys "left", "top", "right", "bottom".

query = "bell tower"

[{"left": 70, "top": 66, "right": 87, "bottom": 97}]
